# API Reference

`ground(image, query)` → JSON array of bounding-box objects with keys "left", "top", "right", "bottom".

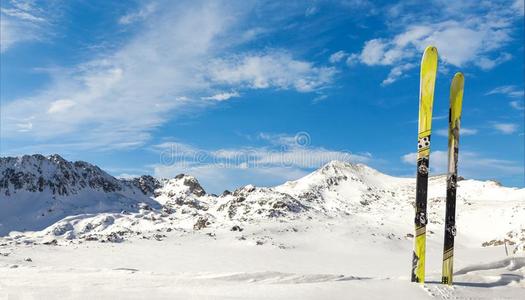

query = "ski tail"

[
  {"left": 442, "top": 72, "right": 464, "bottom": 285},
  {"left": 411, "top": 45, "right": 438, "bottom": 283}
]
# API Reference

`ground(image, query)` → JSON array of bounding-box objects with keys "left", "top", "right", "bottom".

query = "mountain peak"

[
  {"left": 316, "top": 160, "right": 385, "bottom": 179},
  {"left": 1, "top": 154, "right": 121, "bottom": 196},
  {"left": 320, "top": 160, "right": 365, "bottom": 172},
  {"left": 322, "top": 160, "right": 354, "bottom": 169},
  {"left": 154, "top": 174, "right": 207, "bottom": 205},
  {"left": 48, "top": 153, "right": 67, "bottom": 163}
]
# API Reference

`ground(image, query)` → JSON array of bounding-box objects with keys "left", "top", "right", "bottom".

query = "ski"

[
  {"left": 441, "top": 72, "right": 464, "bottom": 285},
  {"left": 411, "top": 45, "right": 438, "bottom": 283}
]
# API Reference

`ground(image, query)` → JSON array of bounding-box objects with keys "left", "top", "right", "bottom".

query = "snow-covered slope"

[
  {"left": 1, "top": 154, "right": 524, "bottom": 251},
  {"left": 275, "top": 161, "right": 410, "bottom": 214},
  {"left": 1, "top": 154, "right": 524, "bottom": 299},
  {"left": 0, "top": 154, "right": 159, "bottom": 235}
]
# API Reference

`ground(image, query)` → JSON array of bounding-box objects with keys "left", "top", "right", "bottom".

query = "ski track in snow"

[{"left": 189, "top": 271, "right": 370, "bottom": 283}]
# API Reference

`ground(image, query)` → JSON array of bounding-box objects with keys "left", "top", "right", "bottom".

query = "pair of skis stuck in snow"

[{"left": 410, "top": 46, "right": 465, "bottom": 285}]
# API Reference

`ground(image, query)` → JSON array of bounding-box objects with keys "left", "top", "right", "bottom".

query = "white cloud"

[
  {"left": 118, "top": 3, "right": 156, "bottom": 25},
  {"left": 155, "top": 163, "right": 309, "bottom": 194},
  {"left": 15, "top": 121, "right": 33, "bottom": 132},
  {"left": 359, "top": 39, "right": 388, "bottom": 65},
  {"left": 313, "top": 94, "right": 328, "bottom": 102},
  {"left": 382, "top": 63, "right": 414, "bottom": 85},
  {"left": 432, "top": 114, "right": 448, "bottom": 121},
  {"left": 492, "top": 123, "right": 518, "bottom": 134},
  {"left": 435, "top": 127, "right": 478, "bottom": 137},
  {"left": 513, "top": 0, "right": 524, "bottom": 15},
  {"left": 201, "top": 91, "right": 240, "bottom": 101},
  {"left": 305, "top": 6, "right": 318, "bottom": 17},
  {"left": 1, "top": 2, "right": 336, "bottom": 150},
  {"left": 345, "top": 53, "right": 359, "bottom": 65},
  {"left": 329, "top": 50, "right": 348, "bottom": 63},
  {"left": 401, "top": 150, "right": 522, "bottom": 179},
  {"left": 347, "top": 2, "right": 521, "bottom": 84},
  {"left": 0, "top": 12, "right": 37, "bottom": 52},
  {"left": 153, "top": 136, "right": 371, "bottom": 170},
  {"left": 1, "top": 7, "right": 44, "bottom": 22},
  {"left": 0, "top": 0, "right": 55, "bottom": 52},
  {"left": 154, "top": 134, "right": 370, "bottom": 169},
  {"left": 458, "top": 128, "right": 478, "bottom": 136},
  {"left": 0, "top": 18, "right": 18, "bottom": 51},
  {"left": 47, "top": 99, "right": 76, "bottom": 114},
  {"left": 510, "top": 100, "right": 524, "bottom": 110},
  {"left": 361, "top": 22, "right": 510, "bottom": 68},
  {"left": 486, "top": 85, "right": 525, "bottom": 98},
  {"left": 2, "top": 1, "right": 229, "bottom": 146},
  {"left": 486, "top": 85, "right": 525, "bottom": 111},
  {"left": 209, "top": 51, "right": 336, "bottom": 93},
  {"left": 475, "top": 53, "right": 512, "bottom": 70},
  {"left": 151, "top": 134, "right": 373, "bottom": 193},
  {"left": 257, "top": 132, "right": 304, "bottom": 146}
]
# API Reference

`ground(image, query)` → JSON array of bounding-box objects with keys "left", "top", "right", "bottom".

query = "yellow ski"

[
  {"left": 411, "top": 46, "right": 438, "bottom": 283},
  {"left": 442, "top": 72, "right": 464, "bottom": 285}
]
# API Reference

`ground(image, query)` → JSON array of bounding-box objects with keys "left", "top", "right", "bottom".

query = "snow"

[
  {"left": 0, "top": 155, "right": 524, "bottom": 299},
  {"left": 0, "top": 154, "right": 159, "bottom": 235}
]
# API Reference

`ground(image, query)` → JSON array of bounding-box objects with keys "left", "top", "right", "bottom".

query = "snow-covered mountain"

[
  {"left": 1, "top": 154, "right": 524, "bottom": 252},
  {"left": 1, "top": 154, "right": 524, "bottom": 299},
  {"left": 0, "top": 154, "right": 161, "bottom": 235}
]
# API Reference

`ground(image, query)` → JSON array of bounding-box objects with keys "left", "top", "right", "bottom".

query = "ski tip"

[
  {"left": 452, "top": 72, "right": 465, "bottom": 88},
  {"left": 424, "top": 45, "right": 437, "bottom": 54},
  {"left": 421, "top": 46, "right": 438, "bottom": 66}
]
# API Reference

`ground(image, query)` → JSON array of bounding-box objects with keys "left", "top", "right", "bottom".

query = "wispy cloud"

[
  {"left": 305, "top": 5, "right": 319, "bottom": 17},
  {"left": 433, "top": 114, "right": 448, "bottom": 121},
  {"left": 150, "top": 132, "right": 372, "bottom": 192},
  {"left": 313, "top": 94, "right": 328, "bottom": 102},
  {"left": 201, "top": 91, "right": 240, "bottom": 101},
  {"left": 492, "top": 122, "right": 518, "bottom": 135},
  {"left": 401, "top": 150, "right": 523, "bottom": 180},
  {"left": 510, "top": 100, "right": 524, "bottom": 111},
  {"left": 513, "top": 0, "right": 525, "bottom": 15},
  {"left": 1, "top": 1, "right": 336, "bottom": 151},
  {"left": 382, "top": 63, "right": 414, "bottom": 85},
  {"left": 486, "top": 85, "right": 525, "bottom": 98},
  {"left": 329, "top": 50, "right": 348, "bottom": 63},
  {"left": 2, "top": 1, "right": 233, "bottom": 148},
  {"left": 435, "top": 127, "right": 478, "bottom": 137},
  {"left": 486, "top": 85, "right": 525, "bottom": 111},
  {"left": 118, "top": 2, "right": 156, "bottom": 25},
  {"left": 153, "top": 133, "right": 371, "bottom": 170},
  {"left": 0, "top": 0, "right": 54, "bottom": 52},
  {"left": 47, "top": 99, "right": 76, "bottom": 114}
]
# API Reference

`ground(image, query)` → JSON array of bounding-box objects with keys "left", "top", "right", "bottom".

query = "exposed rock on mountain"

[
  {"left": 0, "top": 154, "right": 523, "bottom": 250},
  {"left": 0, "top": 154, "right": 158, "bottom": 235},
  {"left": 0, "top": 154, "right": 123, "bottom": 196}
]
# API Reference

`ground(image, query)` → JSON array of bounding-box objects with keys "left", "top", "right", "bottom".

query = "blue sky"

[{"left": 1, "top": 0, "right": 524, "bottom": 193}]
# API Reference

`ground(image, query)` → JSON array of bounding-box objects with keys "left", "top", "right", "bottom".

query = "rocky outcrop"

[{"left": 0, "top": 154, "right": 123, "bottom": 196}]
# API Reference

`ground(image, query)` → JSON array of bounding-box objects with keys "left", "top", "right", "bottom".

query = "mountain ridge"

[{"left": 1, "top": 154, "right": 523, "bottom": 252}]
